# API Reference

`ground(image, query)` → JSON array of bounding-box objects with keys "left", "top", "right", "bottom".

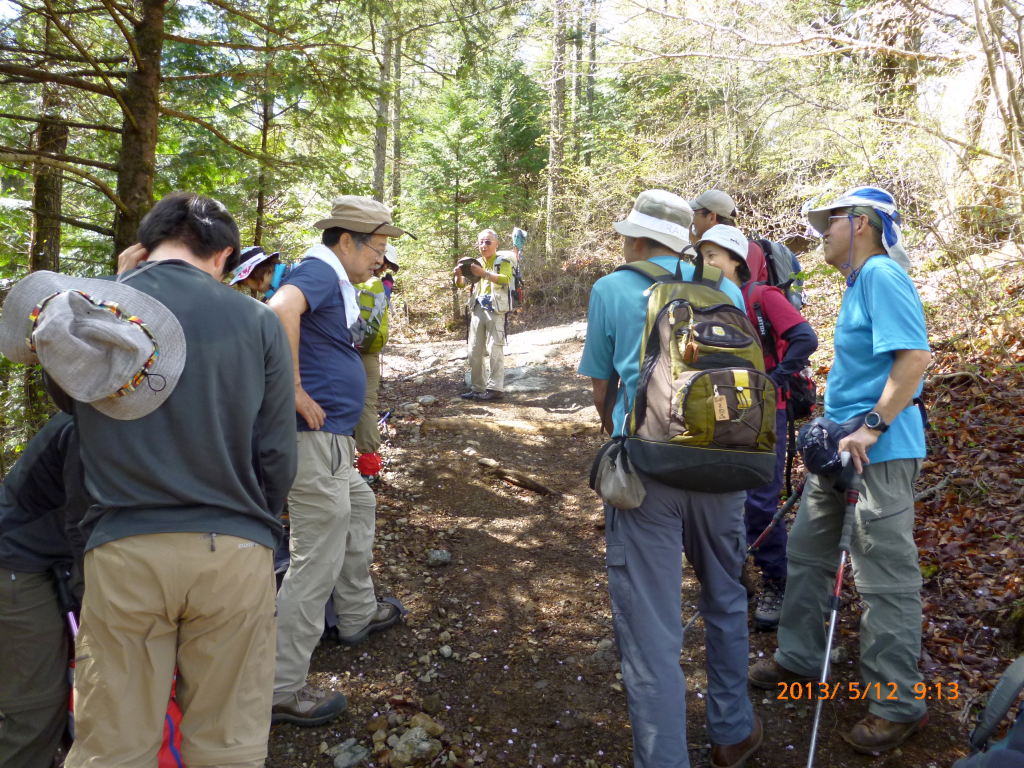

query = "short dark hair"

[
  {"left": 322, "top": 227, "right": 372, "bottom": 249},
  {"left": 248, "top": 254, "right": 280, "bottom": 285},
  {"left": 138, "top": 191, "right": 241, "bottom": 274},
  {"left": 734, "top": 255, "right": 751, "bottom": 283}
]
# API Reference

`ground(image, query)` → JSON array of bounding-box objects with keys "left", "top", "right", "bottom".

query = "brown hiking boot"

[
  {"left": 336, "top": 600, "right": 403, "bottom": 646},
  {"left": 711, "top": 715, "right": 763, "bottom": 768},
  {"left": 271, "top": 685, "right": 347, "bottom": 726},
  {"left": 843, "top": 712, "right": 928, "bottom": 754},
  {"left": 747, "top": 656, "right": 817, "bottom": 689}
]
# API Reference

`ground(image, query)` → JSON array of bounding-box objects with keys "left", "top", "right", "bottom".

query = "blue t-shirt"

[
  {"left": 825, "top": 255, "right": 929, "bottom": 463},
  {"left": 578, "top": 256, "right": 746, "bottom": 435},
  {"left": 280, "top": 258, "right": 366, "bottom": 436}
]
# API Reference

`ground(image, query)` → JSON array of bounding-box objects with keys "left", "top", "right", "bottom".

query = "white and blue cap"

[
  {"left": 230, "top": 245, "right": 279, "bottom": 285},
  {"left": 805, "top": 187, "right": 911, "bottom": 272}
]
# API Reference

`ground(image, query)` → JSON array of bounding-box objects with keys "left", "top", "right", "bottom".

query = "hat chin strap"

[{"left": 841, "top": 214, "right": 854, "bottom": 272}]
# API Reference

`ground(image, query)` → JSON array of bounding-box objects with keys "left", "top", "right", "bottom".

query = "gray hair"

[{"left": 478, "top": 229, "right": 499, "bottom": 243}]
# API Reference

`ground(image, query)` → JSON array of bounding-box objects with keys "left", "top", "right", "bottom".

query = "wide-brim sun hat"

[
  {"left": 230, "top": 245, "right": 279, "bottom": 285},
  {"left": 613, "top": 190, "right": 693, "bottom": 254},
  {"left": 314, "top": 195, "right": 417, "bottom": 239},
  {"left": 805, "top": 186, "right": 911, "bottom": 272},
  {"left": 457, "top": 257, "right": 482, "bottom": 285},
  {"left": 383, "top": 243, "right": 400, "bottom": 272},
  {"left": 0, "top": 271, "right": 186, "bottom": 420},
  {"left": 695, "top": 225, "right": 750, "bottom": 262}
]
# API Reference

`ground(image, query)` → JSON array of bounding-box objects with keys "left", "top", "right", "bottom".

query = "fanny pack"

[
  {"left": 796, "top": 415, "right": 865, "bottom": 476},
  {"left": 590, "top": 437, "right": 646, "bottom": 510}
]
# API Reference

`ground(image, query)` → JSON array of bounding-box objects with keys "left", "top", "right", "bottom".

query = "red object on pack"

[
  {"left": 357, "top": 452, "right": 384, "bottom": 476},
  {"left": 159, "top": 678, "right": 186, "bottom": 768}
]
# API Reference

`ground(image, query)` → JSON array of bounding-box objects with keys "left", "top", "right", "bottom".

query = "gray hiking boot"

[
  {"left": 336, "top": 600, "right": 403, "bottom": 646},
  {"left": 753, "top": 578, "right": 786, "bottom": 630},
  {"left": 271, "top": 684, "right": 347, "bottom": 726}
]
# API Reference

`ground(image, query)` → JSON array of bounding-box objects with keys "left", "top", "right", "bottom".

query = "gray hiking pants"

[
  {"left": 775, "top": 458, "right": 926, "bottom": 722},
  {"left": 604, "top": 481, "right": 754, "bottom": 768}
]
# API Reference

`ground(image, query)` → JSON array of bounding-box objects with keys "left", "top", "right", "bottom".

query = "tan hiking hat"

[
  {"left": 688, "top": 189, "right": 737, "bottom": 219},
  {"left": 695, "top": 225, "right": 750, "bottom": 262},
  {"left": 613, "top": 190, "right": 693, "bottom": 253},
  {"left": 314, "top": 195, "right": 416, "bottom": 239},
  {"left": 0, "top": 270, "right": 186, "bottom": 420}
]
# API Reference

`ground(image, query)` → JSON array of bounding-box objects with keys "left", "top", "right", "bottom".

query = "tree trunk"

[
  {"left": 29, "top": 108, "right": 68, "bottom": 273},
  {"left": 372, "top": 31, "right": 392, "bottom": 202},
  {"left": 113, "top": 0, "right": 165, "bottom": 261},
  {"left": 391, "top": 33, "right": 402, "bottom": 209},
  {"left": 546, "top": 0, "right": 565, "bottom": 260},
  {"left": 451, "top": 157, "right": 462, "bottom": 325},
  {"left": 254, "top": 87, "right": 272, "bottom": 246},
  {"left": 585, "top": 5, "right": 596, "bottom": 168},
  {"left": 572, "top": 7, "right": 582, "bottom": 165}
]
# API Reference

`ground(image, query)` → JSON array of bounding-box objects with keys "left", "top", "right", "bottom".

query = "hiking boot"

[
  {"left": 459, "top": 391, "right": 480, "bottom": 400},
  {"left": 753, "top": 578, "right": 786, "bottom": 630},
  {"left": 843, "top": 712, "right": 928, "bottom": 754},
  {"left": 336, "top": 600, "right": 403, "bottom": 646},
  {"left": 711, "top": 715, "right": 763, "bottom": 768},
  {"left": 271, "top": 685, "right": 347, "bottom": 726},
  {"left": 740, "top": 560, "right": 756, "bottom": 602},
  {"left": 476, "top": 389, "right": 504, "bottom": 401},
  {"left": 748, "top": 656, "right": 817, "bottom": 689}
]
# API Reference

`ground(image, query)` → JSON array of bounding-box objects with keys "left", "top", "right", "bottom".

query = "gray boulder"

[{"left": 388, "top": 727, "right": 442, "bottom": 767}]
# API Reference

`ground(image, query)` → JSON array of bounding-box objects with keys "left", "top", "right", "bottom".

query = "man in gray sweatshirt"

[{"left": 33, "top": 192, "right": 297, "bottom": 768}]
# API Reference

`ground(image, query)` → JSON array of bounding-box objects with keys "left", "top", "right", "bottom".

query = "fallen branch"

[
  {"left": 916, "top": 476, "right": 952, "bottom": 502},
  {"left": 925, "top": 372, "right": 991, "bottom": 389},
  {"left": 491, "top": 467, "right": 558, "bottom": 495},
  {"left": 400, "top": 364, "right": 445, "bottom": 382},
  {"left": 421, "top": 417, "right": 600, "bottom": 437}
]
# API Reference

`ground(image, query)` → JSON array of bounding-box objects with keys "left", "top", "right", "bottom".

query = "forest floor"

[{"left": 265, "top": 294, "right": 1024, "bottom": 768}]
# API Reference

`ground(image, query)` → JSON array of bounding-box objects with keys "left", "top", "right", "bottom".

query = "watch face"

[{"left": 866, "top": 412, "right": 881, "bottom": 429}]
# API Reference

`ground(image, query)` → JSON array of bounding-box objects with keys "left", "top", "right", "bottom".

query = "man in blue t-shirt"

[
  {"left": 268, "top": 196, "right": 412, "bottom": 726},
  {"left": 749, "top": 187, "right": 932, "bottom": 756},
  {"left": 578, "top": 190, "right": 761, "bottom": 768}
]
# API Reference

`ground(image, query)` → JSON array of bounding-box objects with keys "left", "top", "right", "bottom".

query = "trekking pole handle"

[{"left": 838, "top": 454, "right": 859, "bottom": 554}]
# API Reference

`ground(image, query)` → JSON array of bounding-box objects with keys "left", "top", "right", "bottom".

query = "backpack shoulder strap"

[
  {"left": 613, "top": 260, "right": 676, "bottom": 283},
  {"left": 690, "top": 258, "right": 725, "bottom": 290},
  {"left": 746, "top": 282, "right": 779, "bottom": 363}
]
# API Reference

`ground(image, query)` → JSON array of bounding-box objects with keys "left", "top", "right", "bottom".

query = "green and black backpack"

[{"left": 613, "top": 258, "right": 779, "bottom": 493}]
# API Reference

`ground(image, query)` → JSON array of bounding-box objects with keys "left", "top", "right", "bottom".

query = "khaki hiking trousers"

[{"left": 65, "top": 532, "right": 277, "bottom": 768}]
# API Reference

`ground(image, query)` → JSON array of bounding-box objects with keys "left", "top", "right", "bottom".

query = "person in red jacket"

[{"left": 696, "top": 225, "right": 818, "bottom": 630}]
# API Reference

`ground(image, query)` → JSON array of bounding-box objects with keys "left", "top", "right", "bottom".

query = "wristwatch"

[{"left": 864, "top": 411, "right": 890, "bottom": 433}]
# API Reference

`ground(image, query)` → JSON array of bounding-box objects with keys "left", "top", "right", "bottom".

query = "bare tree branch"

[
  {"left": 0, "top": 62, "right": 115, "bottom": 96},
  {"left": 0, "top": 144, "right": 118, "bottom": 170},
  {"left": 0, "top": 43, "right": 128, "bottom": 63},
  {"left": 38, "top": 0, "right": 138, "bottom": 130},
  {"left": 0, "top": 152, "right": 127, "bottom": 213},
  {"left": 98, "top": 0, "right": 145, "bottom": 72},
  {"left": 163, "top": 32, "right": 369, "bottom": 54},
  {"left": 23, "top": 206, "right": 114, "bottom": 236},
  {"left": 159, "top": 107, "right": 285, "bottom": 165},
  {"left": 0, "top": 112, "right": 122, "bottom": 133}
]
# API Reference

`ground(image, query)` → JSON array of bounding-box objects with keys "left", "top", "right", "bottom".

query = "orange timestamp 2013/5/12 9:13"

[{"left": 776, "top": 681, "right": 960, "bottom": 701}]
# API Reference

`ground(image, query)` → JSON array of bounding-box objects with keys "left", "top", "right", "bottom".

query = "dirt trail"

[{"left": 267, "top": 320, "right": 971, "bottom": 768}]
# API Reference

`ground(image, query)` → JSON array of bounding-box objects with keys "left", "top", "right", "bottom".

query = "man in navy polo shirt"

[{"left": 268, "top": 196, "right": 410, "bottom": 726}]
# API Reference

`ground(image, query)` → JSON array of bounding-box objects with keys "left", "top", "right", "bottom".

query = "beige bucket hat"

[
  {"left": 688, "top": 189, "right": 737, "bottom": 219},
  {"left": 0, "top": 271, "right": 186, "bottom": 420},
  {"left": 612, "top": 190, "right": 693, "bottom": 253},
  {"left": 314, "top": 195, "right": 416, "bottom": 239}
]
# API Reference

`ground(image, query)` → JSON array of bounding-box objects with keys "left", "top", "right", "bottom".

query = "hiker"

[
  {"left": 268, "top": 196, "right": 409, "bottom": 726},
  {"left": 688, "top": 189, "right": 767, "bottom": 274},
  {"left": 453, "top": 228, "right": 513, "bottom": 401},
  {"left": 749, "top": 187, "right": 931, "bottom": 754},
  {"left": 379, "top": 242, "right": 399, "bottom": 298},
  {"left": 230, "top": 244, "right": 291, "bottom": 298},
  {"left": 0, "top": 412, "right": 87, "bottom": 768},
  {"left": 0, "top": 191, "right": 299, "bottom": 767},
  {"left": 578, "top": 190, "right": 762, "bottom": 768},
  {"left": 354, "top": 242, "right": 397, "bottom": 481},
  {"left": 696, "top": 225, "right": 819, "bottom": 630}
]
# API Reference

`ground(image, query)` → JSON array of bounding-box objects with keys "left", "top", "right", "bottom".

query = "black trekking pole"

[
  {"left": 51, "top": 563, "right": 78, "bottom": 637},
  {"left": 682, "top": 481, "right": 806, "bottom": 643},
  {"left": 807, "top": 453, "right": 862, "bottom": 768}
]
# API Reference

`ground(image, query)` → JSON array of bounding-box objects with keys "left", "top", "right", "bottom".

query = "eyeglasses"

[
  {"left": 477, "top": 240, "right": 494, "bottom": 246},
  {"left": 362, "top": 242, "right": 386, "bottom": 260}
]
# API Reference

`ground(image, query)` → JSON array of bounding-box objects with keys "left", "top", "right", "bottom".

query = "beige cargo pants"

[
  {"left": 274, "top": 431, "right": 377, "bottom": 699},
  {"left": 467, "top": 304, "right": 506, "bottom": 394},
  {"left": 65, "top": 533, "right": 277, "bottom": 768}
]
